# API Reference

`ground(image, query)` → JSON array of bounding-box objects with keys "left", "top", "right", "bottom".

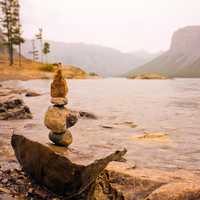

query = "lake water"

[{"left": 2, "top": 78, "right": 200, "bottom": 170}]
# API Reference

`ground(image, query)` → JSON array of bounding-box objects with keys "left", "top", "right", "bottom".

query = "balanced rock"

[
  {"left": 46, "top": 69, "right": 77, "bottom": 147},
  {"left": 44, "top": 106, "right": 69, "bottom": 133},
  {"left": 11, "top": 134, "right": 126, "bottom": 199},
  {"left": 51, "top": 97, "right": 68, "bottom": 106},
  {"left": 49, "top": 130, "right": 73, "bottom": 147},
  {"left": 44, "top": 106, "right": 78, "bottom": 133},
  {"left": 51, "top": 69, "right": 68, "bottom": 98}
]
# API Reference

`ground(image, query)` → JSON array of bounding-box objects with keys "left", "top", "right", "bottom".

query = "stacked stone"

[{"left": 44, "top": 69, "right": 78, "bottom": 147}]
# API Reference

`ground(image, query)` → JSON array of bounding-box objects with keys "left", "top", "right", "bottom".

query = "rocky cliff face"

[
  {"left": 129, "top": 26, "right": 200, "bottom": 77},
  {"left": 170, "top": 26, "right": 200, "bottom": 56}
]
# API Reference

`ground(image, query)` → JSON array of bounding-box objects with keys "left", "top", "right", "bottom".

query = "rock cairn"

[{"left": 44, "top": 69, "right": 78, "bottom": 147}]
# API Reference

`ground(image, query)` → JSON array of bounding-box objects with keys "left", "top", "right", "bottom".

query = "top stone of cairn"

[{"left": 51, "top": 69, "right": 68, "bottom": 105}]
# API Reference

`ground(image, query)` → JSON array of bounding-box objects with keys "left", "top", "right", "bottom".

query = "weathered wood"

[{"left": 11, "top": 134, "right": 126, "bottom": 199}]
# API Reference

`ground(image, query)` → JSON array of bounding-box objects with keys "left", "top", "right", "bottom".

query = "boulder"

[
  {"left": 44, "top": 106, "right": 78, "bottom": 133},
  {"left": 49, "top": 130, "right": 73, "bottom": 147},
  {"left": 51, "top": 69, "right": 68, "bottom": 98},
  {"left": 11, "top": 134, "right": 126, "bottom": 199},
  {"left": 0, "top": 94, "right": 32, "bottom": 120},
  {"left": 145, "top": 182, "right": 200, "bottom": 200}
]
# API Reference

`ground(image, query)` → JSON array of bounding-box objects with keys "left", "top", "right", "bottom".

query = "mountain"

[
  {"left": 21, "top": 40, "right": 158, "bottom": 77},
  {"left": 128, "top": 26, "right": 200, "bottom": 78}
]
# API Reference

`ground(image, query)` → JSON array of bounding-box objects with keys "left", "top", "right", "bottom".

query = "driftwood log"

[{"left": 11, "top": 134, "right": 126, "bottom": 199}]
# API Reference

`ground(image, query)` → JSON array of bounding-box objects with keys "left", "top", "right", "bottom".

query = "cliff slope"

[{"left": 128, "top": 26, "right": 200, "bottom": 78}]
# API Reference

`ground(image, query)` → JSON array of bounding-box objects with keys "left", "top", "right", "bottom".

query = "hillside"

[
  {"left": 128, "top": 26, "right": 200, "bottom": 78},
  {"left": 0, "top": 32, "right": 90, "bottom": 80},
  {"left": 21, "top": 40, "right": 159, "bottom": 77}
]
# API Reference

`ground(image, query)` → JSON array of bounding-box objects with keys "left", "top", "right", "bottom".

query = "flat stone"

[
  {"left": 49, "top": 130, "right": 73, "bottom": 147},
  {"left": 51, "top": 97, "right": 68, "bottom": 106}
]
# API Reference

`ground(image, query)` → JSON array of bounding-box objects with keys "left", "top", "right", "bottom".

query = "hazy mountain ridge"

[
  {"left": 21, "top": 40, "right": 159, "bottom": 77},
  {"left": 128, "top": 26, "right": 200, "bottom": 77}
]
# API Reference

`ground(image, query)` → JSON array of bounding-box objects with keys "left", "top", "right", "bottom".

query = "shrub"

[
  {"left": 39, "top": 64, "right": 55, "bottom": 72},
  {"left": 89, "top": 72, "right": 98, "bottom": 76}
]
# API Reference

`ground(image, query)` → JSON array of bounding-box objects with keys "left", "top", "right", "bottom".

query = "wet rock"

[
  {"left": 49, "top": 130, "right": 73, "bottom": 147},
  {"left": 100, "top": 125, "right": 114, "bottom": 129},
  {"left": 79, "top": 111, "right": 98, "bottom": 119},
  {"left": 11, "top": 134, "right": 126, "bottom": 199},
  {"left": 145, "top": 182, "right": 200, "bottom": 200},
  {"left": 25, "top": 91, "right": 41, "bottom": 97},
  {"left": 0, "top": 94, "right": 32, "bottom": 120},
  {"left": 51, "top": 69, "right": 68, "bottom": 98}
]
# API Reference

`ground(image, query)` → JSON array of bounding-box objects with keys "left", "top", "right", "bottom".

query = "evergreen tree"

[
  {"left": 0, "top": 0, "right": 24, "bottom": 66},
  {"left": 12, "top": 0, "right": 24, "bottom": 66},
  {"left": 42, "top": 42, "right": 50, "bottom": 63}
]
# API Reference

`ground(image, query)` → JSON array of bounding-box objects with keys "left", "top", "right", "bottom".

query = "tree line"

[{"left": 0, "top": 0, "right": 50, "bottom": 66}]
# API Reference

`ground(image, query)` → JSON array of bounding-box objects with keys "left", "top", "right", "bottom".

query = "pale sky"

[{"left": 20, "top": 0, "right": 200, "bottom": 53}]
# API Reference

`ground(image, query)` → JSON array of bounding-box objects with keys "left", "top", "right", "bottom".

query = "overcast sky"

[{"left": 20, "top": 0, "right": 200, "bottom": 53}]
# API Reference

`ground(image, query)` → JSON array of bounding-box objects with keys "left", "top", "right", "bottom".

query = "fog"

[{"left": 20, "top": 0, "right": 200, "bottom": 53}]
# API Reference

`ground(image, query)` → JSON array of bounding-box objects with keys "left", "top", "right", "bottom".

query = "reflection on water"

[{"left": 1, "top": 78, "right": 200, "bottom": 170}]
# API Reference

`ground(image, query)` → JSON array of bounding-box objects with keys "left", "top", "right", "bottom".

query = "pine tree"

[
  {"left": 0, "top": 0, "right": 24, "bottom": 66},
  {"left": 12, "top": 0, "right": 24, "bottom": 66},
  {"left": 42, "top": 42, "right": 50, "bottom": 63}
]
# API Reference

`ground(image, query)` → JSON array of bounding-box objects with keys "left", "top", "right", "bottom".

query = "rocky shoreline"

[{"left": 1, "top": 82, "right": 200, "bottom": 200}]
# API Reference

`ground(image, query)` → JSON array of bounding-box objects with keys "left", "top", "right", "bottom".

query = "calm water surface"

[{"left": 2, "top": 78, "right": 200, "bottom": 170}]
